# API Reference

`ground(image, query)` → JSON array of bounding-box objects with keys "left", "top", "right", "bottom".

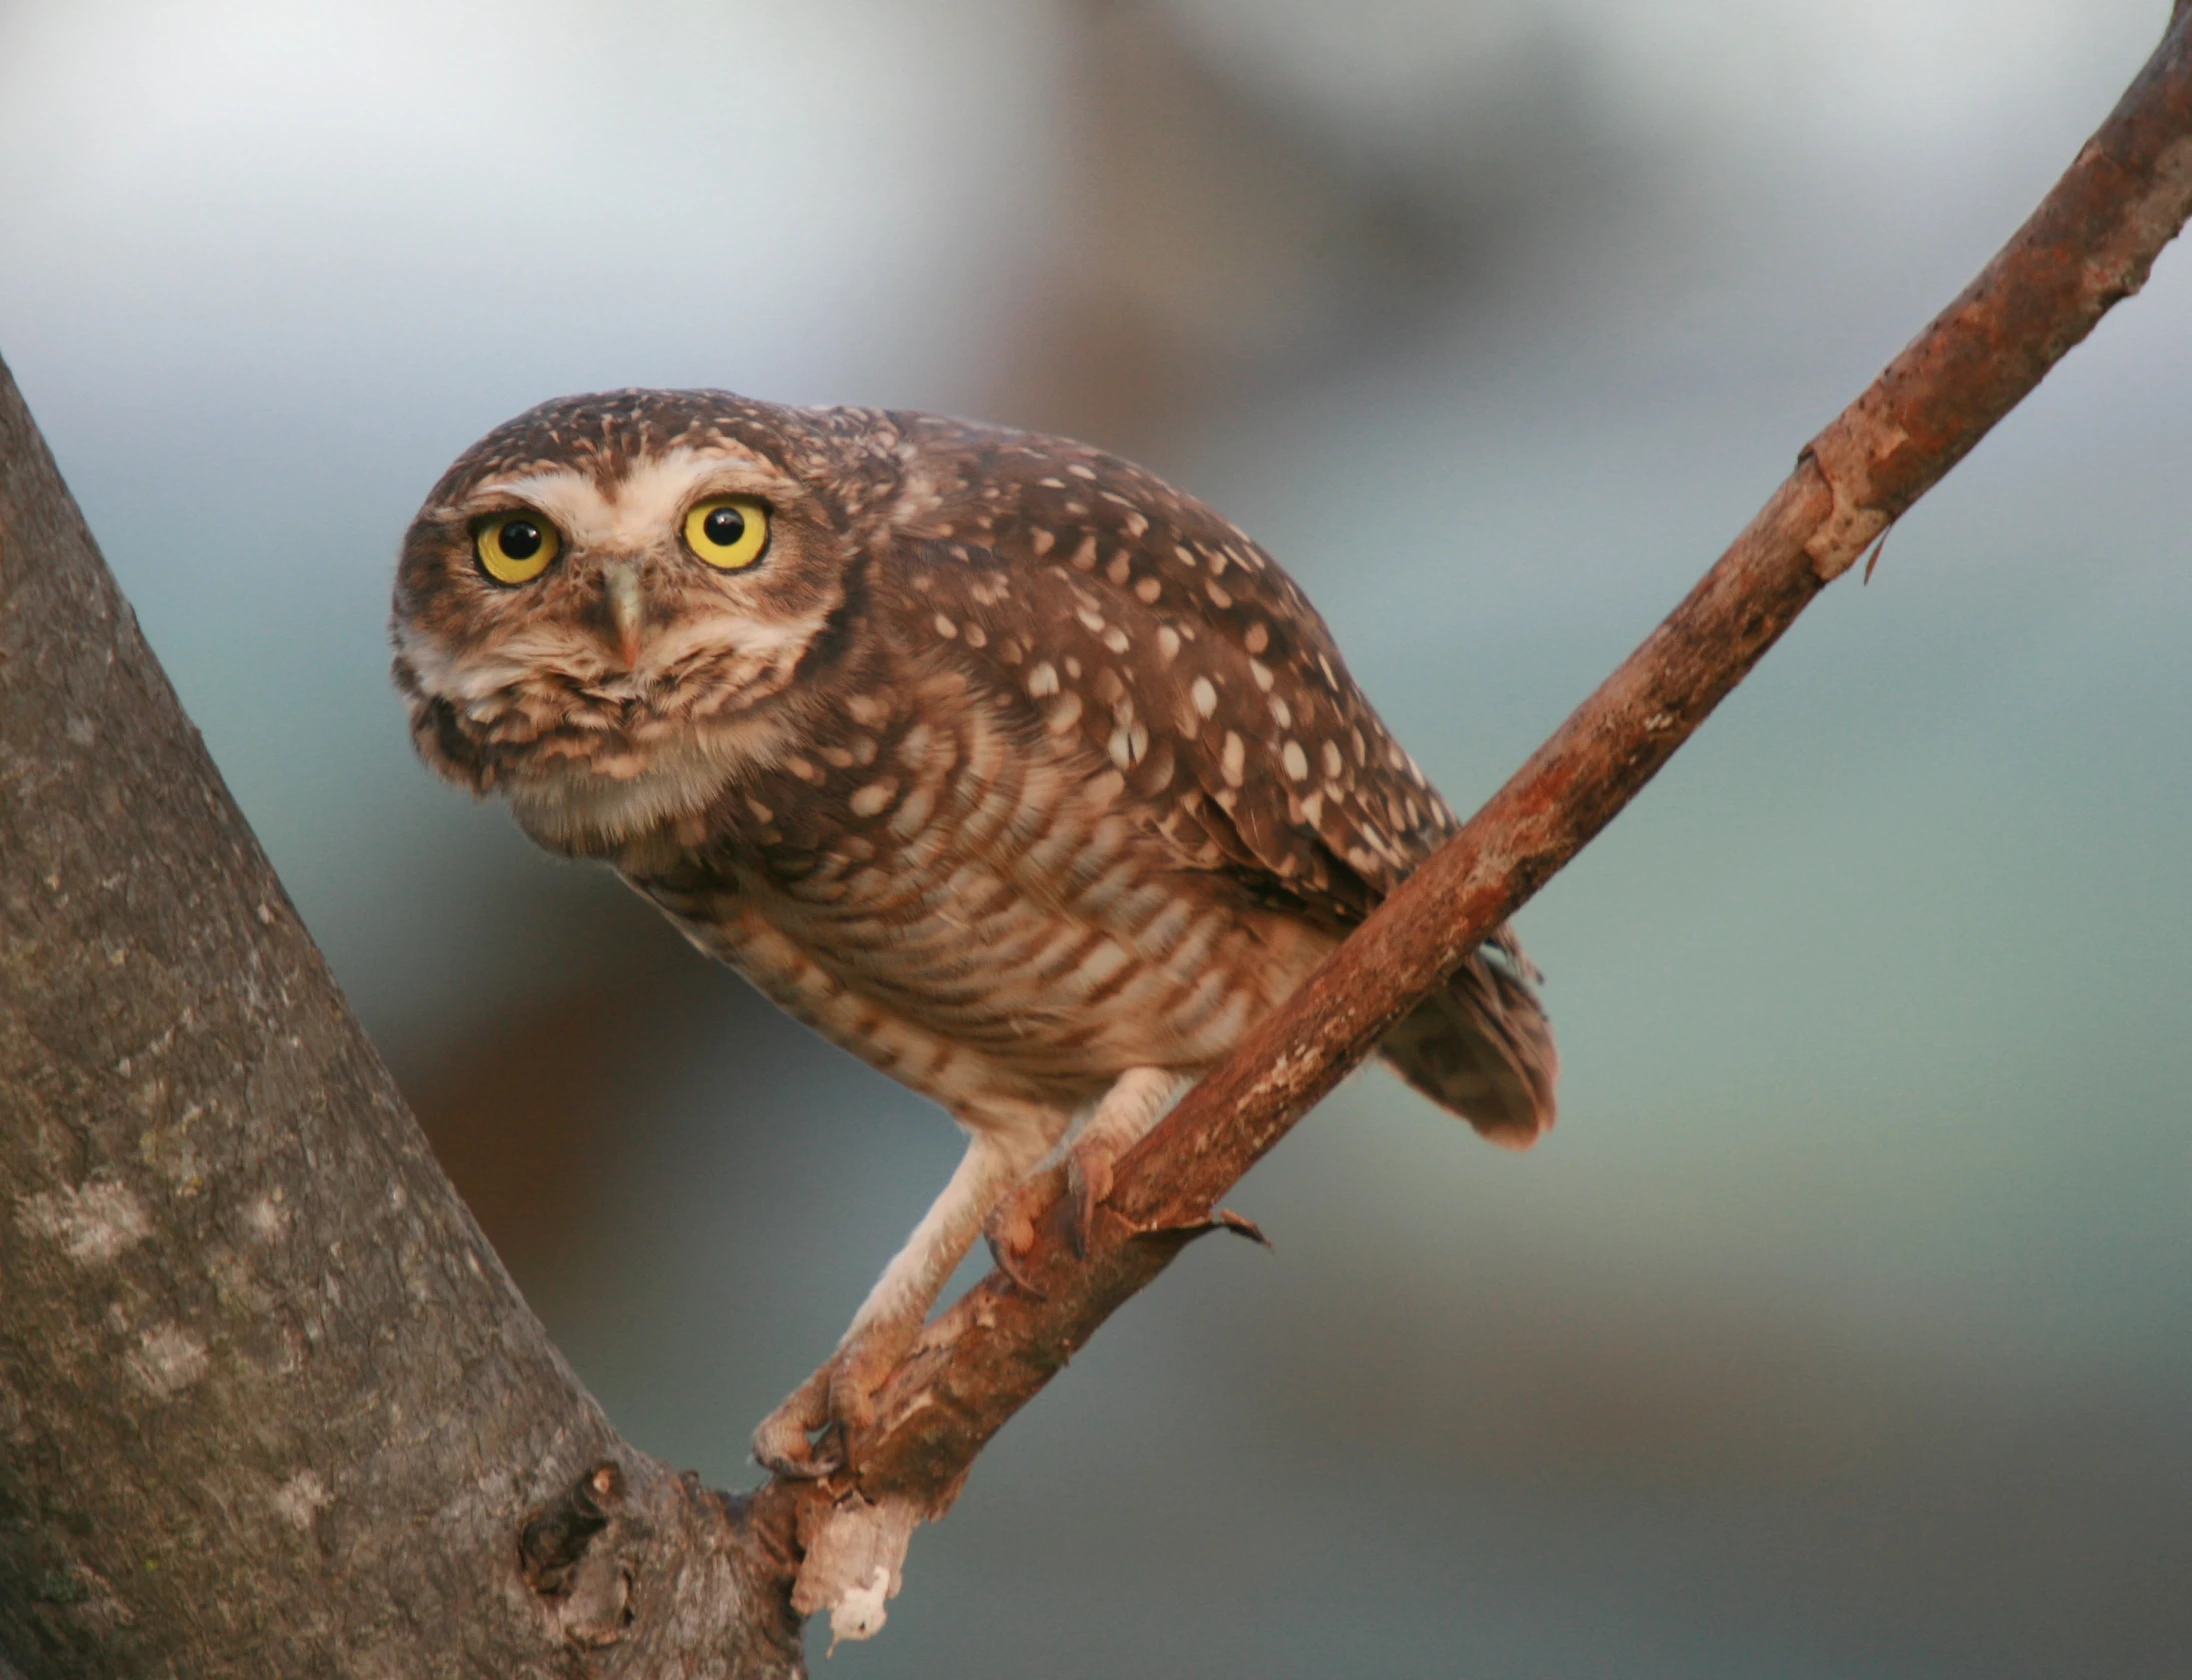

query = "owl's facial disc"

[
  {"left": 394, "top": 438, "right": 849, "bottom": 841},
  {"left": 411, "top": 446, "right": 813, "bottom": 685}
]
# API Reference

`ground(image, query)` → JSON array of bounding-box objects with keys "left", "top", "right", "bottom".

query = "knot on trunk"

[{"left": 520, "top": 1461, "right": 636, "bottom": 1650}]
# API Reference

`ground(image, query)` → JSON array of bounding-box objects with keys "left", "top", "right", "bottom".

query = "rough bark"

[
  {"left": 3, "top": 3, "right": 2191, "bottom": 1669},
  {"left": 0, "top": 363, "right": 802, "bottom": 1676}
]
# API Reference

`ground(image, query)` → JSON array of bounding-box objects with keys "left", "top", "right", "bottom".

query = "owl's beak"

[{"left": 604, "top": 562, "right": 646, "bottom": 668}]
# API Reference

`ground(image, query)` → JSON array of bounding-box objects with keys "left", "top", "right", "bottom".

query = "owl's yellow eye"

[
  {"left": 684, "top": 496, "right": 770, "bottom": 570},
  {"left": 474, "top": 512, "right": 560, "bottom": 585}
]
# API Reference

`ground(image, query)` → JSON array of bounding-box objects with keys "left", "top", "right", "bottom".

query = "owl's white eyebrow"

[
  {"left": 464, "top": 470, "right": 591, "bottom": 508},
  {"left": 465, "top": 452, "right": 801, "bottom": 551},
  {"left": 467, "top": 449, "right": 796, "bottom": 507}
]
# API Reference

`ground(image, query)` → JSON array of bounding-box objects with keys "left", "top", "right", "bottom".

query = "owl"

[{"left": 391, "top": 390, "right": 1557, "bottom": 1476}]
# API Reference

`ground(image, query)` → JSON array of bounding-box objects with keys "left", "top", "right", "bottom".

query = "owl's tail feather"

[{"left": 1376, "top": 932, "right": 1558, "bottom": 1148}]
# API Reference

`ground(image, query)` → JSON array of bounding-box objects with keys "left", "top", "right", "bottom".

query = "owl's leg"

[
  {"left": 984, "top": 1066, "right": 1190, "bottom": 1270},
  {"left": 753, "top": 1121, "right": 1052, "bottom": 1478}
]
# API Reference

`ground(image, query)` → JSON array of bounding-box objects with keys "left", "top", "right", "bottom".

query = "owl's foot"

[
  {"left": 980, "top": 1159, "right": 1058, "bottom": 1290},
  {"left": 979, "top": 1133, "right": 1128, "bottom": 1288},
  {"left": 752, "top": 1365, "right": 840, "bottom": 1479},
  {"left": 752, "top": 1326, "right": 913, "bottom": 1480}
]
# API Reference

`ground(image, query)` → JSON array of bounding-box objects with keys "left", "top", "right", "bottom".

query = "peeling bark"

[{"left": 0, "top": 362, "right": 802, "bottom": 1677}]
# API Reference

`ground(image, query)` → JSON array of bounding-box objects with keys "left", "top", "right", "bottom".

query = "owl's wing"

[
  {"left": 885, "top": 416, "right": 1465, "bottom": 932},
  {"left": 882, "top": 418, "right": 1555, "bottom": 1141}
]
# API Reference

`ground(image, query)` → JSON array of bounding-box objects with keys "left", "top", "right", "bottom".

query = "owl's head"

[{"left": 392, "top": 389, "right": 893, "bottom": 853}]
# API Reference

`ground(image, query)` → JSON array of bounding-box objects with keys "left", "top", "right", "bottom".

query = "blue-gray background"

[{"left": 4, "top": 2, "right": 2189, "bottom": 1672}]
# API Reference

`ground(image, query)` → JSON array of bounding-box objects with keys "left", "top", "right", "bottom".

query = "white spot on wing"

[
  {"left": 850, "top": 780, "right": 898, "bottom": 817},
  {"left": 889, "top": 783, "right": 937, "bottom": 837},
  {"left": 1046, "top": 692, "right": 1085, "bottom": 734}
]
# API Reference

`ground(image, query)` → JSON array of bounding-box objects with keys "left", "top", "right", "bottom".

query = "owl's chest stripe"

[{"left": 631, "top": 693, "right": 1334, "bottom": 1105}]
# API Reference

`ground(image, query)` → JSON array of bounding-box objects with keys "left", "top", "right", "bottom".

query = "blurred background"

[{"left": 5, "top": 0, "right": 2190, "bottom": 1671}]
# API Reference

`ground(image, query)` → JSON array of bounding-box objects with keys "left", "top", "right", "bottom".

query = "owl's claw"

[
  {"left": 983, "top": 1227, "right": 1047, "bottom": 1297},
  {"left": 826, "top": 1335, "right": 898, "bottom": 1436},
  {"left": 752, "top": 1365, "right": 842, "bottom": 1479},
  {"left": 1063, "top": 1142, "right": 1119, "bottom": 1260},
  {"left": 980, "top": 1135, "right": 1128, "bottom": 1284},
  {"left": 756, "top": 1426, "right": 843, "bottom": 1481},
  {"left": 981, "top": 1191, "right": 1047, "bottom": 1295},
  {"left": 753, "top": 1326, "right": 913, "bottom": 1479}
]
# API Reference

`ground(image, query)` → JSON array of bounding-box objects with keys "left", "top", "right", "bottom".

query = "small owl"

[{"left": 392, "top": 390, "right": 1557, "bottom": 1475}]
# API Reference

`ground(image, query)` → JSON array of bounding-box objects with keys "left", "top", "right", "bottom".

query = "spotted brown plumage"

[{"left": 392, "top": 389, "right": 1557, "bottom": 1474}]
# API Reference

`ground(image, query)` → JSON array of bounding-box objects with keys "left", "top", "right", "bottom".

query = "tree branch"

[{"left": 752, "top": 0, "right": 2192, "bottom": 1614}]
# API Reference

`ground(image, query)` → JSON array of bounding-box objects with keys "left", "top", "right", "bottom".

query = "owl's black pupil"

[
  {"left": 499, "top": 519, "right": 543, "bottom": 561},
  {"left": 703, "top": 506, "right": 746, "bottom": 547}
]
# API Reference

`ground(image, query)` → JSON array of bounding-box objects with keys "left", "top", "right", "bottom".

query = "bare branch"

[{"left": 756, "top": 0, "right": 2192, "bottom": 1572}]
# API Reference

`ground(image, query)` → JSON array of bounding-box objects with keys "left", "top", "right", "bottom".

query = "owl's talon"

[
  {"left": 1064, "top": 1143, "right": 1119, "bottom": 1260},
  {"left": 827, "top": 1334, "right": 901, "bottom": 1439},
  {"left": 752, "top": 1326, "right": 907, "bottom": 1480},
  {"left": 983, "top": 1215, "right": 1047, "bottom": 1295},
  {"left": 757, "top": 1428, "right": 843, "bottom": 1481},
  {"left": 753, "top": 1365, "right": 842, "bottom": 1479},
  {"left": 985, "top": 1232, "right": 1048, "bottom": 1298},
  {"left": 980, "top": 1181, "right": 1052, "bottom": 1294}
]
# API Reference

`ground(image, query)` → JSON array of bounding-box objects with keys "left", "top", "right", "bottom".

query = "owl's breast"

[
  {"left": 621, "top": 691, "right": 1334, "bottom": 1114},
  {"left": 504, "top": 708, "right": 797, "bottom": 857}
]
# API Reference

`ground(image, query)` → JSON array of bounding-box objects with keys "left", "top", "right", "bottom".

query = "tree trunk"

[{"left": 0, "top": 357, "right": 803, "bottom": 1677}]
